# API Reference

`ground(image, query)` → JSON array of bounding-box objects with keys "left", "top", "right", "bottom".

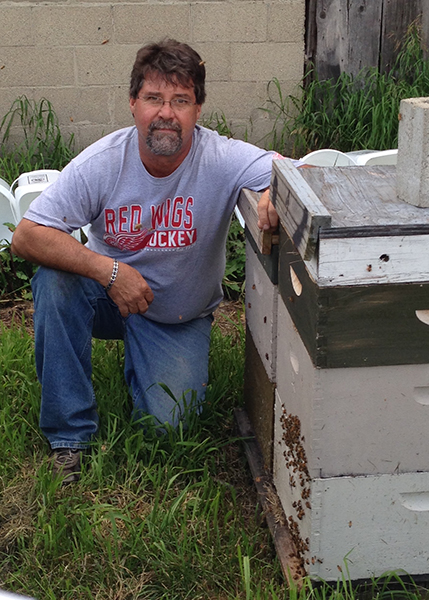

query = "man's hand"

[
  {"left": 12, "top": 219, "right": 154, "bottom": 318},
  {"left": 257, "top": 188, "right": 279, "bottom": 231},
  {"left": 107, "top": 262, "right": 154, "bottom": 317}
]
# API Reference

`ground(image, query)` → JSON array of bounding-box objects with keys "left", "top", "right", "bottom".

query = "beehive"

[{"left": 243, "top": 159, "right": 429, "bottom": 581}]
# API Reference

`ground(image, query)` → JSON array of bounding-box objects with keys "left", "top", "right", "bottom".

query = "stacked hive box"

[
  {"left": 243, "top": 159, "right": 429, "bottom": 581},
  {"left": 237, "top": 189, "right": 279, "bottom": 469}
]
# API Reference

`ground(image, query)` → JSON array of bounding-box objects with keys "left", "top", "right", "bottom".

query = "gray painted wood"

[
  {"left": 310, "top": 0, "right": 423, "bottom": 80},
  {"left": 271, "top": 159, "right": 331, "bottom": 260}
]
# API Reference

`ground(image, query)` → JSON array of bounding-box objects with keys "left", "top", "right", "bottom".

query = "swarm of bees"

[{"left": 280, "top": 405, "right": 313, "bottom": 566}]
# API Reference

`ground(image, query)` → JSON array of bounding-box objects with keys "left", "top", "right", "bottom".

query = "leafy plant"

[
  {"left": 0, "top": 231, "right": 37, "bottom": 300},
  {"left": 223, "top": 214, "right": 246, "bottom": 299},
  {"left": 262, "top": 23, "right": 429, "bottom": 157}
]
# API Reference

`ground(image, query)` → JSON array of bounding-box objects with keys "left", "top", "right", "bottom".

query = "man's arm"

[
  {"left": 11, "top": 218, "right": 153, "bottom": 316},
  {"left": 257, "top": 188, "right": 279, "bottom": 231}
]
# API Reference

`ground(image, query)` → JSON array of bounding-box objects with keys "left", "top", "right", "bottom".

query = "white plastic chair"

[
  {"left": 346, "top": 149, "right": 398, "bottom": 166},
  {"left": 234, "top": 206, "right": 245, "bottom": 228},
  {"left": 300, "top": 149, "right": 358, "bottom": 166},
  {"left": 10, "top": 169, "right": 88, "bottom": 242},
  {"left": 10, "top": 169, "right": 61, "bottom": 223},
  {"left": 0, "top": 178, "right": 17, "bottom": 243}
]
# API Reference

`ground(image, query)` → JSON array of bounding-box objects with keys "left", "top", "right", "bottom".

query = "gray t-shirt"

[{"left": 25, "top": 125, "right": 278, "bottom": 323}]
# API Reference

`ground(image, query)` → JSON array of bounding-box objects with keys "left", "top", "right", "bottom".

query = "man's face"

[{"left": 130, "top": 72, "right": 202, "bottom": 163}]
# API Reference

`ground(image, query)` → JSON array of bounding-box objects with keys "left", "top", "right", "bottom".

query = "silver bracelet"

[{"left": 105, "top": 259, "right": 119, "bottom": 292}]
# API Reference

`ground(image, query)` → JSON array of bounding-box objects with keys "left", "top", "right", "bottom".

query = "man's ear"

[{"left": 129, "top": 97, "right": 136, "bottom": 117}]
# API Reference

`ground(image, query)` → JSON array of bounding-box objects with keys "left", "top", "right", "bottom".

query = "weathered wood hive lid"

[{"left": 271, "top": 159, "right": 429, "bottom": 286}]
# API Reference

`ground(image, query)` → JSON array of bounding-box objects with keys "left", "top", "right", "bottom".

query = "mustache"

[{"left": 148, "top": 120, "right": 182, "bottom": 134}]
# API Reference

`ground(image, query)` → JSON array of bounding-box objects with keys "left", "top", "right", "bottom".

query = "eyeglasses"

[{"left": 138, "top": 95, "right": 196, "bottom": 112}]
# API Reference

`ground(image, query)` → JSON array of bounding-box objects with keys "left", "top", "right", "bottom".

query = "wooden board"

[
  {"left": 245, "top": 245, "right": 278, "bottom": 382},
  {"left": 244, "top": 326, "right": 275, "bottom": 469},
  {"left": 276, "top": 298, "right": 429, "bottom": 478},
  {"left": 273, "top": 404, "right": 429, "bottom": 583},
  {"left": 270, "top": 159, "right": 331, "bottom": 261},
  {"left": 246, "top": 229, "right": 278, "bottom": 285},
  {"left": 234, "top": 408, "right": 306, "bottom": 585},
  {"left": 300, "top": 166, "right": 429, "bottom": 229},
  {"left": 380, "top": 0, "right": 423, "bottom": 72},
  {"left": 278, "top": 228, "right": 429, "bottom": 368},
  {"left": 237, "top": 188, "right": 276, "bottom": 255}
]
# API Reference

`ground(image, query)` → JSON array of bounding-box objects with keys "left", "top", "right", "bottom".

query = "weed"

[
  {"left": 0, "top": 234, "right": 36, "bottom": 301},
  {"left": 200, "top": 111, "right": 236, "bottom": 138},
  {"left": 0, "top": 96, "right": 76, "bottom": 184}
]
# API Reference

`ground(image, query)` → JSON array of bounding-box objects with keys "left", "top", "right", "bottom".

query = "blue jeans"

[{"left": 31, "top": 267, "right": 212, "bottom": 449}]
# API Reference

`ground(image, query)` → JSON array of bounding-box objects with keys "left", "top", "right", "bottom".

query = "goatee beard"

[{"left": 146, "top": 120, "right": 183, "bottom": 156}]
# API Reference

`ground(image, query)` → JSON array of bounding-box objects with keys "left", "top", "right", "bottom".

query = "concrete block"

[
  {"left": 76, "top": 45, "right": 139, "bottom": 86},
  {"left": 113, "top": 5, "right": 190, "bottom": 44},
  {"left": 32, "top": 87, "right": 113, "bottom": 128},
  {"left": 112, "top": 86, "right": 135, "bottom": 131},
  {"left": 191, "top": 43, "right": 231, "bottom": 82},
  {"left": 192, "top": 3, "right": 267, "bottom": 42},
  {"left": 231, "top": 43, "right": 304, "bottom": 82},
  {"left": 245, "top": 243, "right": 278, "bottom": 382},
  {"left": 0, "top": 48, "right": 75, "bottom": 88},
  {"left": 275, "top": 296, "right": 429, "bottom": 478},
  {"left": 33, "top": 7, "right": 112, "bottom": 47},
  {"left": 0, "top": 7, "right": 35, "bottom": 47},
  {"left": 397, "top": 97, "right": 429, "bottom": 208},
  {"left": 203, "top": 81, "right": 268, "bottom": 120},
  {"left": 76, "top": 124, "right": 116, "bottom": 151},
  {"left": 268, "top": 1, "right": 305, "bottom": 43}
]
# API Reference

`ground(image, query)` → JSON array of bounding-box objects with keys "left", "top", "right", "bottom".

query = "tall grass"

[
  {"left": 0, "top": 96, "right": 76, "bottom": 184},
  {"left": 262, "top": 24, "right": 429, "bottom": 157}
]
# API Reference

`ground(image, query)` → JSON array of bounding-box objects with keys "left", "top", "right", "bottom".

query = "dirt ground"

[{"left": 0, "top": 298, "right": 244, "bottom": 336}]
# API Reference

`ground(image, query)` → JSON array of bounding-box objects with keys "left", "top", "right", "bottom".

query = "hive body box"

[
  {"left": 243, "top": 231, "right": 279, "bottom": 468},
  {"left": 263, "top": 161, "right": 429, "bottom": 580}
]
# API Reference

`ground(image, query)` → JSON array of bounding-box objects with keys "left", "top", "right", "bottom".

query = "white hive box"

[
  {"left": 269, "top": 159, "right": 429, "bottom": 581},
  {"left": 245, "top": 243, "right": 278, "bottom": 383},
  {"left": 275, "top": 297, "right": 429, "bottom": 478},
  {"left": 239, "top": 188, "right": 279, "bottom": 469},
  {"left": 273, "top": 430, "right": 429, "bottom": 581}
]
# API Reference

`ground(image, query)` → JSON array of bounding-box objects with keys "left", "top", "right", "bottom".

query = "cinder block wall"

[{"left": 0, "top": 0, "right": 304, "bottom": 152}]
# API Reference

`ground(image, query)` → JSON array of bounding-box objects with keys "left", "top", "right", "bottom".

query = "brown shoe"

[{"left": 51, "top": 448, "right": 83, "bottom": 484}]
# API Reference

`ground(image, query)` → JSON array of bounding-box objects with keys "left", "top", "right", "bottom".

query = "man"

[{"left": 12, "top": 39, "right": 281, "bottom": 483}]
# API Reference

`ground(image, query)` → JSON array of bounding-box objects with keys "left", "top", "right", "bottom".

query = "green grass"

[{"left": 0, "top": 318, "right": 289, "bottom": 599}]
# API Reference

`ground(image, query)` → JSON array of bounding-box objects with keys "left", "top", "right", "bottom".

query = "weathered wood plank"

[
  {"left": 423, "top": 3, "right": 429, "bottom": 60},
  {"left": 237, "top": 188, "right": 276, "bottom": 255},
  {"left": 270, "top": 159, "right": 331, "bottom": 261},
  {"left": 347, "top": 1, "right": 383, "bottom": 74},
  {"left": 380, "top": 0, "right": 423, "bottom": 72},
  {"left": 244, "top": 326, "right": 276, "bottom": 469},
  {"left": 234, "top": 407, "right": 306, "bottom": 586},
  {"left": 279, "top": 230, "right": 429, "bottom": 368},
  {"left": 299, "top": 165, "right": 429, "bottom": 228},
  {"left": 318, "top": 233, "right": 429, "bottom": 286},
  {"left": 314, "top": 0, "right": 346, "bottom": 80}
]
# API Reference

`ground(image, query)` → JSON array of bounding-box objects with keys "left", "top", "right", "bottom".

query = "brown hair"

[{"left": 130, "top": 39, "right": 206, "bottom": 104}]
